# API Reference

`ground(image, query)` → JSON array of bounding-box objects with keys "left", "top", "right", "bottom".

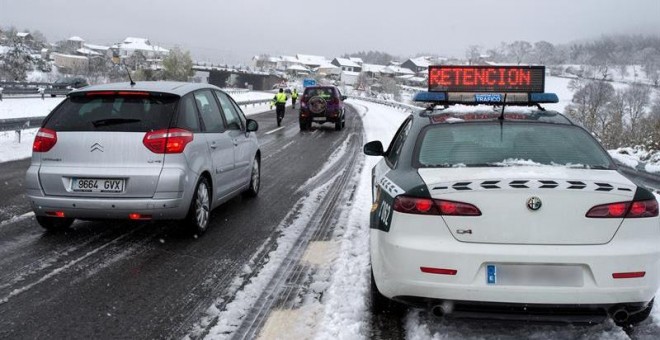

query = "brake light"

[
  {"left": 117, "top": 91, "right": 150, "bottom": 96},
  {"left": 393, "top": 196, "right": 481, "bottom": 216},
  {"left": 129, "top": 213, "right": 152, "bottom": 220},
  {"left": 33, "top": 128, "right": 57, "bottom": 152},
  {"left": 86, "top": 91, "right": 115, "bottom": 96},
  {"left": 143, "top": 128, "right": 193, "bottom": 154},
  {"left": 86, "top": 91, "right": 150, "bottom": 97},
  {"left": 586, "top": 199, "right": 658, "bottom": 218},
  {"left": 421, "top": 267, "right": 458, "bottom": 275},
  {"left": 46, "top": 211, "right": 65, "bottom": 218},
  {"left": 612, "top": 272, "right": 645, "bottom": 279}
]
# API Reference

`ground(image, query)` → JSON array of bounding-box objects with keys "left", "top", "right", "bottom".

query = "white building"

[
  {"left": 113, "top": 37, "right": 169, "bottom": 59},
  {"left": 296, "top": 54, "right": 328, "bottom": 69},
  {"left": 52, "top": 52, "right": 89, "bottom": 72},
  {"left": 331, "top": 58, "right": 362, "bottom": 72}
]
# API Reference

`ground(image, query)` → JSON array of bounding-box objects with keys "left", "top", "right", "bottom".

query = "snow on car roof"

[{"left": 426, "top": 105, "right": 572, "bottom": 125}]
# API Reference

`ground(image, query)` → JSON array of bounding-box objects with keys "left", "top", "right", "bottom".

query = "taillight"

[
  {"left": 33, "top": 128, "right": 57, "bottom": 152},
  {"left": 393, "top": 196, "right": 481, "bottom": 216},
  {"left": 586, "top": 199, "right": 658, "bottom": 218},
  {"left": 143, "top": 128, "right": 193, "bottom": 154}
]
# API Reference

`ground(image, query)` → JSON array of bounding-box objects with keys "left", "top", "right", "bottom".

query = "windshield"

[
  {"left": 44, "top": 94, "right": 179, "bottom": 132},
  {"left": 304, "top": 88, "right": 335, "bottom": 99},
  {"left": 416, "top": 122, "right": 614, "bottom": 169}
]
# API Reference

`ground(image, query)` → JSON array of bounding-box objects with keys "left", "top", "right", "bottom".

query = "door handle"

[
  {"left": 210, "top": 142, "right": 217, "bottom": 149},
  {"left": 232, "top": 139, "right": 239, "bottom": 146}
]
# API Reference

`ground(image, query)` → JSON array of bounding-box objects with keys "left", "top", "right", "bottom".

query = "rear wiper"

[{"left": 92, "top": 118, "right": 141, "bottom": 127}]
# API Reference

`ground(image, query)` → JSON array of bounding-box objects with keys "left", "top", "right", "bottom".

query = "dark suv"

[{"left": 299, "top": 86, "right": 347, "bottom": 131}]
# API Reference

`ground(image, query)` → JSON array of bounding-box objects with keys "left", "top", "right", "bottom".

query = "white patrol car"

[{"left": 363, "top": 65, "right": 660, "bottom": 327}]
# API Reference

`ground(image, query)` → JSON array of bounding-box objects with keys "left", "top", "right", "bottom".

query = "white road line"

[{"left": 265, "top": 126, "right": 286, "bottom": 135}]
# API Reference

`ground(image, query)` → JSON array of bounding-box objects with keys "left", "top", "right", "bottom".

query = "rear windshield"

[
  {"left": 44, "top": 94, "right": 179, "bottom": 132},
  {"left": 416, "top": 122, "right": 614, "bottom": 169},
  {"left": 304, "top": 88, "right": 335, "bottom": 98}
]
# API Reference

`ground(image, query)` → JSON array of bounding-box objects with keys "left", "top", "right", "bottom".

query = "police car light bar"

[{"left": 413, "top": 91, "right": 558, "bottom": 104}]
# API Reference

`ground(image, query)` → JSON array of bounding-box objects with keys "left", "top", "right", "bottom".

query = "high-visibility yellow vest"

[
  {"left": 275, "top": 92, "right": 287, "bottom": 103},
  {"left": 291, "top": 91, "right": 298, "bottom": 99}
]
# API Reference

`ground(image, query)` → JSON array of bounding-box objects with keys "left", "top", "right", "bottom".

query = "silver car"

[{"left": 26, "top": 81, "right": 261, "bottom": 235}]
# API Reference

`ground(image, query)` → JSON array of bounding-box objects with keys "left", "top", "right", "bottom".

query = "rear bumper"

[
  {"left": 27, "top": 194, "right": 190, "bottom": 220},
  {"left": 393, "top": 297, "right": 650, "bottom": 324},
  {"left": 299, "top": 109, "right": 342, "bottom": 122},
  {"left": 371, "top": 214, "right": 660, "bottom": 307}
]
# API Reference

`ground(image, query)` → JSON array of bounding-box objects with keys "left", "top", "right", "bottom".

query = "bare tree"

[
  {"left": 638, "top": 47, "right": 660, "bottom": 86},
  {"left": 603, "top": 89, "right": 626, "bottom": 148},
  {"left": 565, "top": 80, "right": 615, "bottom": 140},
  {"left": 623, "top": 83, "right": 651, "bottom": 144},
  {"left": 465, "top": 45, "right": 481, "bottom": 65},
  {"left": 533, "top": 41, "right": 555, "bottom": 65},
  {"left": 638, "top": 96, "right": 660, "bottom": 150},
  {"left": 379, "top": 77, "right": 401, "bottom": 101},
  {"left": 507, "top": 41, "right": 532, "bottom": 65}
]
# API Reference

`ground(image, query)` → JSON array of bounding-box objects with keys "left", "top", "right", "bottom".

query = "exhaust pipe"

[
  {"left": 431, "top": 301, "right": 454, "bottom": 318},
  {"left": 432, "top": 305, "right": 447, "bottom": 317},
  {"left": 611, "top": 308, "right": 629, "bottom": 323}
]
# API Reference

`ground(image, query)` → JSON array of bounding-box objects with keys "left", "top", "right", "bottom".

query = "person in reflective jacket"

[
  {"left": 272, "top": 88, "right": 288, "bottom": 127},
  {"left": 291, "top": 88, "right": 298, "bottom": 108}
]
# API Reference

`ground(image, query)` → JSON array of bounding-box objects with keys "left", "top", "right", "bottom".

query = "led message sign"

[{"left": 428, "top": 66, "right": 545, "bottom": 93}]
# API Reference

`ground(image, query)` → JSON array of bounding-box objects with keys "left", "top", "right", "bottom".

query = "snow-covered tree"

[
  {"left": 162, "top": 46, "right": 194, "bottom": 81},
  {"left": 0, "top": 39, "right": 33, "bottom": 81}
]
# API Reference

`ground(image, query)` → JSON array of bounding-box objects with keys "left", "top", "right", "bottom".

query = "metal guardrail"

[
  {"left": 0, "top": 97, "right": 273, "bottom": 132},
  {"left": 346, "top": 95, "right": 422, "bottom": 113}
]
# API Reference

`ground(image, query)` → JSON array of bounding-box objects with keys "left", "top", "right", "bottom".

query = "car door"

[
  {"left": 215, "top": 91, "right": 254, "bottom": 189},
  {"left": 194, "top": 89, "right": 235, "bottom": 200}
]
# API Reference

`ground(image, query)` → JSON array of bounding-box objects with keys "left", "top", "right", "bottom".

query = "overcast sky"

[{"left": 1, "top": 0, "right": 658, "bottom": 64}]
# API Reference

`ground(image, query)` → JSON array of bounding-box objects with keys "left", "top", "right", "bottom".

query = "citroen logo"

[
  {"left": 90, "top": 143, "right": 104, "bottom": 153},
  {"left": 527, "top": 196, "right": 542, "bottom": 211}
]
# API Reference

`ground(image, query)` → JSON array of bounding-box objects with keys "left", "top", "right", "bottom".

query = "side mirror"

[
  {"left": 363, "top": 141, "right": 384, "bottom": 156},
  {"left": 246, "top": 119, "right": 259, "bottom": 132},
  {"left": 341, "top": 95, "right": 347, "bottom": 101}
]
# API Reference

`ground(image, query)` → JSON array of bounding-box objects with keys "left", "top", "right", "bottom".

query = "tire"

[
  {"left": 185, "top": 177, "right": 211, "bottom": 236},
  {"left": 617, "top": 299, "right": 654, "bottom": 328},
  {"left": 335, "top": 119, "right": 342, "bottom": 131},
  {"left": 36, "top": 215, "right": 74, "bottom": 231},
  {"left": 299, "top": 119, "right": 308, "bottom": 131},
  {"left": 371, "top": 268, "right": 405, "bottom": 316},
  {"left": 243, "top": 157, "right": 260, "bottom": 198}
]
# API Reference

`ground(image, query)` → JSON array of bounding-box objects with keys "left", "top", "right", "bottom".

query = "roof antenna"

[
  {"left": 122, "top": 60, "right": 136, "bottom": 86},
  {"left": 499, "top": 93, "right": 507, "bottom": 141},
  {"left": 498, "top": 93, "right": 508, "bottom": 122}
]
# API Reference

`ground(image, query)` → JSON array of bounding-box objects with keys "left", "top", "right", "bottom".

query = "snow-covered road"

[{"left": 0, "top": 95, "right": 659, "bottom": 339}]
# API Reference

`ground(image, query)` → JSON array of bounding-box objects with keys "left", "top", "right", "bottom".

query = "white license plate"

[
  {"left": 312, "top": 117, "right": 326, "bottom": 122},
  {"left": 72, "top": 178, "right": 125, "bottom": 193},
  {"left": 487, "top": 264, "right": 583, "bottom": 287}
]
